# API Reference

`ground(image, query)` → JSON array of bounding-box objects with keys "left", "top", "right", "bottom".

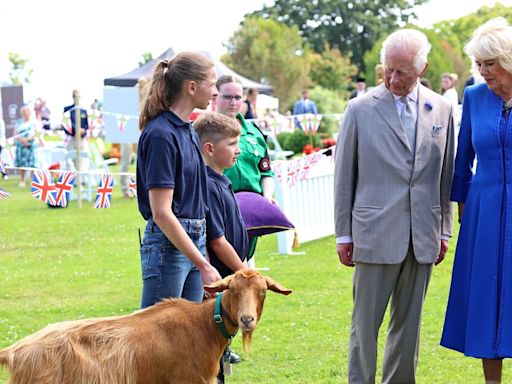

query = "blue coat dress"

[{"left": 441, "top": 83, "right": 512, "bottom": 358}]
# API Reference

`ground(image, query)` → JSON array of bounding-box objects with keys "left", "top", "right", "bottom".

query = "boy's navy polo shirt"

[
  {"left": 137, "top": 111, "right": 208, "bottom": 221},
  {"left": 205, "top": 166, "right": 248, "bottom": 278}
]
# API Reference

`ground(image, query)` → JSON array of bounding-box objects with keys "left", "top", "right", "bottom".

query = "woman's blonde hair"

[
  {"left": 139, "top": 52, "right": 214, "bottom": 130},
  {"left": 465, "top": 17, "right": 512, "bottom": 74}
]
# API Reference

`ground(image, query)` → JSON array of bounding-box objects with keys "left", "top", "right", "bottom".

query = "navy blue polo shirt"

[
  {"left": 63, "top": 104, "right": 89, "bottom": 137},
  {"left": 205, "top": 167, "right": 248, "bottom": 278},
  {"left": 137, "top": 111, "right": 208, "bottom": 221}
]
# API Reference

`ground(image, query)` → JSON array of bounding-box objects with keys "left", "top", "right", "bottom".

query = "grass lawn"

[{"left": 0, "top": 171, "right": 507, "bottom": 383}]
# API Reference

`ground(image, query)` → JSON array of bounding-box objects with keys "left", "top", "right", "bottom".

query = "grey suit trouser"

[{"left": 348, "top": 244, "right": 432, "bottom": 384}]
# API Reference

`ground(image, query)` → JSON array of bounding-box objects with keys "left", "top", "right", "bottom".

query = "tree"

[
  {"left": 8, "top": 52, "right": 33, "bottom": 85},
  {"left": 431, "top": 3, "right": 512, "bottom": 92},
  {"left": 222, "top": 16, "right": 311, "bottom": 113},
  {"left": 308, "top": 43, "right": 357, "bottom": 93},
  {"left": 362, "top": 27, "right": 465, "bottom": 93},
  {"left": 249, "top": 0, "right": 427, "bottom": 71},
  {"left": 138, "top": 52, "right": 153, "bottom": 67}
]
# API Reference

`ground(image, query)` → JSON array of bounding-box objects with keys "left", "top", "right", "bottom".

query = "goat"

[{"left": 0, "top": 269, "right": 291, "bottom": 384}]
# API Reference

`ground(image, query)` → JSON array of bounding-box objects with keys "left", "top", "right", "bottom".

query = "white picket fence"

[{"left": 274, "top": 155, "right": 335, "bottom": 254}]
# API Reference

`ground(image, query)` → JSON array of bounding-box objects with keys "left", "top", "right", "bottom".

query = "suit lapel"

[
  {"left": 374, "top": 86, "right": 409, "bottom": 149},
  {"left": 416, "top": 86, "right": 433, "bottom": 155}
]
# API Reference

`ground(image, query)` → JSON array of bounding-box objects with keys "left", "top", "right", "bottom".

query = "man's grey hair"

[{"left": 380, "top": 29, "right": 431, "bottom": 73}]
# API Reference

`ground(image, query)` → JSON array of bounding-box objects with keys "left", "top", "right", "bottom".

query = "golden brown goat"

[{"left": 0, "top": 269, "right": 291, "bottom": 384}]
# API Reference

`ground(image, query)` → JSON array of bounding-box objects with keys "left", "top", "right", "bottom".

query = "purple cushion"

[{"left": 235, "top": 192, "right": 295, "bottom": 236}]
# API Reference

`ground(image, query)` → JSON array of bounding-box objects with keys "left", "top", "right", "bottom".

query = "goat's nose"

[{"left": 240, "top": 316, "right": 255, "bottom": 327}]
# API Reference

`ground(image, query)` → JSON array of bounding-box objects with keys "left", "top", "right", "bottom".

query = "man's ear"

[{"left": 419, "top": 62, "right": 429, "bottom": 78}]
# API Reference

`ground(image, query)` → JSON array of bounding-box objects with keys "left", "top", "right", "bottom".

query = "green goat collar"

[{"left": 214, "top": 292, "right": 237, "bottom": 340}]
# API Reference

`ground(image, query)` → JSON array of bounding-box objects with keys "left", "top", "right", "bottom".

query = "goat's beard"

[{"left": 241, "top": 330, "right": 253, "bottom": 352}]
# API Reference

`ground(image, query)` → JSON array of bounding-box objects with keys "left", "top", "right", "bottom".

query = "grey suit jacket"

[{"left": 334, "top": 83, "right": 454, "bottom": 264}]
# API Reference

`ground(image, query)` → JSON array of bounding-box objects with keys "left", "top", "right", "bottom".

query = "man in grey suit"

[{"left": 334, "top": 29, "right": 454, "bottom": 383}]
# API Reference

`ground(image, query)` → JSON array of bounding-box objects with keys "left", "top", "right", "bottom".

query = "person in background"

[
  {"left": 441, "top": 72, "right": 460, "bottom": 125},
  {"left": 441, "top": 17, "right": 512, "bottom": 384},
  {"left": 63, "top": 89, "right": 89, "bottom": 150},
  {"left": 194, "top": 111, "right": 248, "bottom": 379},
  {"left": 214, "top": 75, "right": 275, "bottom": 263},
  {"left": 334, "top": 28, "right": 455, "bottom": 383},
  {"left": 349, "top": 77, "right": 367, "bottom": 99},
  {"left": 0, "top": 117, "right": 6, "bottom": 179},
  {"left": 34, "top": 98, "right": 51, "bottom": 131},
  {"left": 292, "top": 89, "right": 318, "bottom": 127},
  {"left": 14, "top": 106, "right": 37, "bottom": 188},
  {"left": 136, "top": 52, "right": 221, "bottom": 309},
  {"left": 241, "top": 87, "right": 258, "bottom": 120}
]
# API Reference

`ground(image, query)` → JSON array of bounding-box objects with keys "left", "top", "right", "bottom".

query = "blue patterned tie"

[{"left": 400, "top": 96, "right": 416, "bottom": 153}]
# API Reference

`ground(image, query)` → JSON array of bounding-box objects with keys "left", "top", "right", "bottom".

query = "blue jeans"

[{"left": 139, "top": 218, "right": 206, "bottom": 308}]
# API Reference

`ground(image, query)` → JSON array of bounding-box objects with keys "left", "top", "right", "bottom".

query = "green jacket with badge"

[{"left": 224, "top": 113, "right": 274, "bottom": 194}]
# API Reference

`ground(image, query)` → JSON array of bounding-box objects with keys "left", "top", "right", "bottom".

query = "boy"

[
  {"left": 194, "top": 112, "right": 248, "bottom": 278},
  {"left": 194, "top": 112, "right": 249, "bottom": 383}
]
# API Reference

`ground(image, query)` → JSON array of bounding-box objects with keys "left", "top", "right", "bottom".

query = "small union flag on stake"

[
  {"left": 128, "top": 175, "right": 137, "bottom": 197},
  {"left": 94, "top": 173, "right": 114, "bottom": 209},
  {"left": 31, "top": 170, "right": 56, "bottom": 205},
  {"left": 52, "top": 171, "right": 77, "bottom": 207},
  {"left": 0, "top": 188, "right": 10, "bottom": 199}
]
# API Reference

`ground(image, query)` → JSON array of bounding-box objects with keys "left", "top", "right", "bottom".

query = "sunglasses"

[{"left": 220, "top": 94, "right": 243, "bottom": 101}]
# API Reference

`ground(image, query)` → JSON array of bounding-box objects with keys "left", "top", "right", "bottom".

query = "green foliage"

[
  {"left": 362, "top": 25, "right": 466, "bottom": 95},
  {"left": 308, "top": 86, "right": 346, "bottom": 134},
  {"left": 279, "top": 129, "right": 321, "bottom": 154},
  {"left": 277, "top": 131, "right": 293, "bottom": 149},
  {"left": 432, "top": 4, "right": 512, "bottom": 94},
  {"left": 250, "top": 0, "right": 427, "bottom": 71},
  {"left": 222, "top": 16, "right": 310, "bottom": 113},
  {"left": 138, "top": 52, "right": 153, "bottom": 67},
  {"left": 309, "top": 43, "right": 357, "bottom": 92},
  {"left": 8, "top": 52, "right": 33, "bottom": 85}
]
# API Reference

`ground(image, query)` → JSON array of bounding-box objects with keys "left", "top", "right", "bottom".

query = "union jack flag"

[
  {"left": 31, "top": 170, "right": 56, "bottom": 205},
  {"left": 0, "top": 161, "right": 6, "bottom": 175},
  {"left": 0, "top": 188, "right": 10, "bottom": 199},
  {"left": 94, "top": 173, "right": 114, "bottom": 209},
  {"left": 128, "top": 175, "right": 137, "bottom": 197},
  {"left": 52, "top": 171, "right": 77, "bottom": 207}
]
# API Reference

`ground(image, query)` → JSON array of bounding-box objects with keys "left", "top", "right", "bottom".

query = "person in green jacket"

[{"left": 214, "top": 75, "right": 275, "bottom": 260}]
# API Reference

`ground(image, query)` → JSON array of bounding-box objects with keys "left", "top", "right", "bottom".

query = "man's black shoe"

[{"left": 229, "top": 351, "right": 241, "bottom": 364}]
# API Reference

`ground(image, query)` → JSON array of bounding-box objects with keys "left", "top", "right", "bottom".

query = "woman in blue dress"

[{"left": 441, "top": 18, "right": 512, "bottom": 383}]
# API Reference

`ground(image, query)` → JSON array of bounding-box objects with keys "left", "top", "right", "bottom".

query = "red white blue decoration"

[
  {"left": 94, "top": 173, "right": 114, "bottom": 209},
  {"left": 52, "top": 171, "right": 77, "bottom": 207},
  {"left": 0, "top": 188, "right": 10, "bottom": 199},
  {"left": 128, "top": 175, "right": 137, "bottom": 197},
  {"left": 31, "top": 170, "right": 56, "bottom": 205}
]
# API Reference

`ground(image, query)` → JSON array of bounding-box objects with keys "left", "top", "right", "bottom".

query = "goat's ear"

[
  {"left": 264, "top": 276, "right": 292, "bottom": 295},
  {"left": 204, "top": 275, "right": 233, "bottom": 293}
]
